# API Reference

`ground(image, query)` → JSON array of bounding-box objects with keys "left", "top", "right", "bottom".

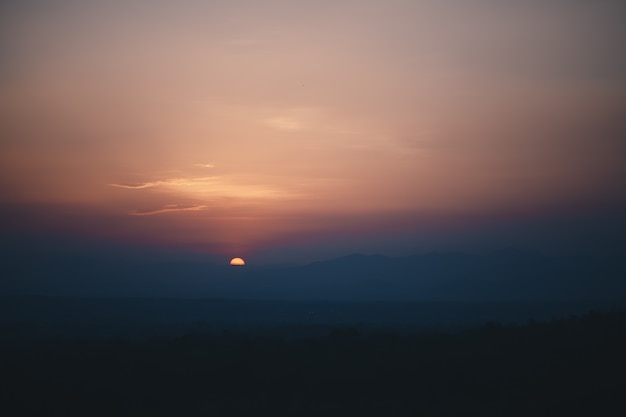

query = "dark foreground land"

[{"left": 1, "top": 309, "right": 625, "bottom": 416}]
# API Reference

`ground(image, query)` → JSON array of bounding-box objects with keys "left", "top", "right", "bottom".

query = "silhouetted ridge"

[
  {"left": 308, "top": 253, "right": 390, "bottom": 267},
  {"left": 2, "top": 248, "right": 625, "bottom": 301}
]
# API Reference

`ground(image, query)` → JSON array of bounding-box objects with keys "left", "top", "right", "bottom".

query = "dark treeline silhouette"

[
  {"left": 1, "top": 310, "right": 625, "bottom": 416},
  {"left": 3, "top": 296, "right": 625, "bottom": 340}
]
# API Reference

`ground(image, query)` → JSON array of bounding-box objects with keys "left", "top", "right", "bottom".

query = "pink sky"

[{"left": 1, "top": 1, "right": 625, "bottom": 262}]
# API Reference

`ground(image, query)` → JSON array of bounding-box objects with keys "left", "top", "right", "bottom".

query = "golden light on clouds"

[
  {"left": 110, "top": 175, "right": 291, "bottom": 201},
  {"left": 128, "top": 204, "right": 208, "bottom": 216}
]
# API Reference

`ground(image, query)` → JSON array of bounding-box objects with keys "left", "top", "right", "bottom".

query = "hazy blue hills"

[
  {"left": 2, "top": 248, "right": 625, "bottom": 301},
  {"left": 2, "top": 248, "right": 626, "bottom": 339}
]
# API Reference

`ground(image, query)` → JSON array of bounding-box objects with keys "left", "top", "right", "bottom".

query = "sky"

[{"left": 1, "top": 0, "right": 625, "bottom": 264}]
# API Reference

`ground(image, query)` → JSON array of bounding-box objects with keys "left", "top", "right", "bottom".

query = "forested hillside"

[{"left": 2, "top": 310, "right": 624, "bottom": 416}]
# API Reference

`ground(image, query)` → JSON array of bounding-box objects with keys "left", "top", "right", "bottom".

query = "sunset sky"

[{"left": 1, "top": 0, "right": 625, "bottom": 263}]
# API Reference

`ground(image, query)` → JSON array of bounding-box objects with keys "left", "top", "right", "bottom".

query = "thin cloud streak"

[
  {"left": 109, "top": 177, "right": 216, "bottom": 190},
  {"left": 128, "top": 204, "right": 208, "bottom": 216},
  {"left": 265, "top": 117, "right": 301, "bottom": 131},
  {"left": 110, "top": 175, "right": 292, "bottom": 200},
  {"left": 109, "top": 182, "right": 161, "bottom": 189}
]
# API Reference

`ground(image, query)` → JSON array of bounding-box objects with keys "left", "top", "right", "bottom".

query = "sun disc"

[{"left": 229, "top": 257, "right": 245, "bottom": 266}]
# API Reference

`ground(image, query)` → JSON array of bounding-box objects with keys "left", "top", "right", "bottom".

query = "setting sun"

[{"left": 229, "top": 257, "right": 246, "bottom": 266}]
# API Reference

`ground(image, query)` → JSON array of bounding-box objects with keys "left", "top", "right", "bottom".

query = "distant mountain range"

[{"left": 3, "top": 248, "right": 625, "bottom": 301}]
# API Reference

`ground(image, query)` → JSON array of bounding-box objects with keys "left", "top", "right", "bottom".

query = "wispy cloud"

[
  {"left": 110, "top": 181, "right": 162, "bottom": 189},
  {"left": 128, "top": 204, "right": 208, "bottom": 216},
  {"left": 109, "top": 177, "right": 214, "bottom": 189},
  {"left": 194, "top": 163, "right": 215, "bottom": 168},
  {"left": 265, "top": 117, "right": 301, "bottom": 131},
  {"left": 111, "top": 175, "right": 290, "bottom": 199}
]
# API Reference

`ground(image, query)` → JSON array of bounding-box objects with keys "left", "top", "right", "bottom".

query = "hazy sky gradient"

[{"left": 2, "top": 0, "right": 625, "bottom": 262}]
